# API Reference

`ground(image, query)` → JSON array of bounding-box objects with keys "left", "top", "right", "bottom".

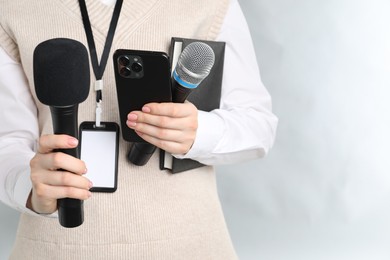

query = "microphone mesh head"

[
  {"left": 175, "top": 42, "right": 215, "bottom": 86},
  {"left": 33, "top": 38, "right": 90, "bottom": 107}
]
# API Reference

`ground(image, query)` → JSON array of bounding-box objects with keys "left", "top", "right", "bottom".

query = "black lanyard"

[{"left": 78, "top": 0, "right": 123, "bottom": 103}]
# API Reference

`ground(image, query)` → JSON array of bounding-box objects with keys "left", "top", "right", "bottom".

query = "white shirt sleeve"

[
  {"left": 0, "top": 0, "right": 278, "bottom": 212},
  {"left": 0, "top": 48, "right": 38, "bottom": 213},
  {"left": 173, "top": 0, "right": 278, "bottom": 165}
]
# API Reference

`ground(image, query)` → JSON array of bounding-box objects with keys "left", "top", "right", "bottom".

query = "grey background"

[{"left": 1, "top": 0, "right": 390, "bottom": 259}]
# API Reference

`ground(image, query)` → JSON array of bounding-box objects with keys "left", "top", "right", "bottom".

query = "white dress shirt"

[{"left": 0, "top": 0, "right": 277, "bottom": 213}]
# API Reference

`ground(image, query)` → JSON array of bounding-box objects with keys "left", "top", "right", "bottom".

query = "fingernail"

[
  {"left": 87, "top": 191, "right": 92, "bottom": 198},
  {"left": 127, "top": 120, "right": 136, "bottom": 127},
  {"left": 128, "top": 113, "right": 138, "bottom": 120},
  {"left": 68, "top": 138, "right": 78, "bottom": 146},
  {"left": 89, "top": 181, "right": 93, "bottom": 189},
  {"left": 142, "top": 106, "right": 151, "bottom": 113},
  {"left": 83, "top": 168, "right": 88, "bottom": 174}
]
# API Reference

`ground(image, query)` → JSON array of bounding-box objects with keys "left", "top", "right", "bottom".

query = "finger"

[
  {"left": 128, "top": 112, "right": 182, "bottom": 130},
  {"left": 142, "top": 102, "right": 195, "bottom": 117},
  {"left": 132, "top": 123, "right": 185, "bottom": 142},
  {"left": 34, "top": 183, "right": 92, "bottom": 201},
  {"left": 136, "top": 131, "right": 189, "bottom": 154},
  {"left": 38, "top": 134, "right": 79, "bottom": 154},
  {"left": 33, "top": 152, "right": 87, "bottom": 175},
  {"left": 44, "top": 171, "right": 92, "bottom": 190}
]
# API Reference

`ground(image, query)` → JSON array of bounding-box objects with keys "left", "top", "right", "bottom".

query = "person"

[{"left": 0, "top": 0, "right": 278, "bottom": 259}]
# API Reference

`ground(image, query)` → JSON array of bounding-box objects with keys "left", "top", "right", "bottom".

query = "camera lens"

[
  {"left": 118, "top": 56, "right": 130, "bottom": 66},
  {"left": 131, "top": 62, "right": 143, "bottom": 73},
  {"left": 120, "top": 67, "right": 131, "bottom": 77}
]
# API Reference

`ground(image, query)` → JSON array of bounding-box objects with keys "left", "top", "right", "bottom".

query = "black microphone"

[
  {"left": 128, "top": 42, "right": 215, "bottom": 166},
  {"left": 33, "top": 38, "right": 90, "bottom": 228}
]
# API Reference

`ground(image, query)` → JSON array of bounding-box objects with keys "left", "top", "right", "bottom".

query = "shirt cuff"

[
  {"left": 13, "top": 164, "right": 58, "bottom": 218},
  {"left": 173, "top": 110, "right": 225, "bottom": 160},
  {"left": 13, "top": 165, "right": 33, "bottom": 212}
]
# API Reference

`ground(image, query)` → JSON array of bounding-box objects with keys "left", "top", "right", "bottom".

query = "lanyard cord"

[{"left": 78, "top": 0, "right": 123, "bottom": 103}]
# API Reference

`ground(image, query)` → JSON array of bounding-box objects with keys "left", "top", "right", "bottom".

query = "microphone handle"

[
  {"left": 128, "top": 142, "right": 156, "bottom": 166},
  {"left": 172, "top": 81, "right": 192, "bottom": 103},
  {"left": 50, "top": 106, "right": 84, "bottom": 228}
]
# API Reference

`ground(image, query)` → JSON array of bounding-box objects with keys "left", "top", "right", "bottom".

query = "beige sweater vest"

[{"left": 1, "top": 0, "right": 237, "bottom": 259}]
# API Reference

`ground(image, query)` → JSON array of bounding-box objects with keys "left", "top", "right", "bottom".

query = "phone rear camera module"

[
  {"left": 131, "top": 62, "right": 143, "bottom": 73},
  {"left": 118, "top": 55, "right": 130, "bottom": 66},
  {"left": 117, "top": 54, "right": 144, "bottom": 79},
  {"left": 120, "top": 67, "right": 131, "bottom": 77}
]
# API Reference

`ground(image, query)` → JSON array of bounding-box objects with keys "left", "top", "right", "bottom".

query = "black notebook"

[{"left": 159, "top": 37, "right": 226, "bottom": 173}]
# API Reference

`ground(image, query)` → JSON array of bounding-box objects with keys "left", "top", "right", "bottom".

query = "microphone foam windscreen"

[{"left": 33, "top": 38, "right": 90, "bottom": 106}]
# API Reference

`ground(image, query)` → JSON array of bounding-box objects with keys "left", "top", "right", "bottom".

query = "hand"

[
  {"left": 27, "top": 134, "right": 92, "bottom": 214},
  {"left": 126, "top": 102, "right": 198, "bottom": 155}
]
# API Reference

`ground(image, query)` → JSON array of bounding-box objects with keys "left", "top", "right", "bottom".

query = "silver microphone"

[{"left": 172, "top": 42, "right": 215, "bottom": 102}]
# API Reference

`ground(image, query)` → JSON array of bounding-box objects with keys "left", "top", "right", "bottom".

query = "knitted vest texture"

[{"left": 0, "top": 0, "right": 237, "bottom": 259}]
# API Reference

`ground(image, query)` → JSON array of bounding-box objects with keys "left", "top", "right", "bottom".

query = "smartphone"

[
  {"left": 79, "top": 121, "right": 119, "bottom": 192},
  {"left": 113, "top": 49, "right": 172, "bottom": 142}
]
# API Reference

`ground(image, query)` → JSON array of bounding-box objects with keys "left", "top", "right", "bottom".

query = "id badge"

[{"left": 79, "top": 121, "right": 119, "bottom": 192}]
